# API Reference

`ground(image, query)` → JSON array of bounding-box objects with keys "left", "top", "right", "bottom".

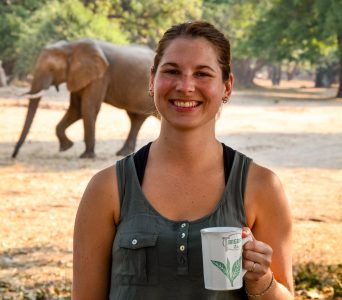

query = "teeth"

[{"left": 174, "top": 101, "right": 198, "bottom": 108}]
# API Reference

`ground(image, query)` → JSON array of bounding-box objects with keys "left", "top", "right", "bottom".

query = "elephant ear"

[{"left": 67, "top": 40, "right": 109, "bottom": 92}]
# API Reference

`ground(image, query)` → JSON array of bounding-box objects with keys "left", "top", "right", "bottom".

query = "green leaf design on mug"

[
  {"left": 211, "top": 260, "right": 228, "bottom": 276},
  {"left": 231, "top": 256, "right": 242, "bottom": 283},
  {"left": 211, "top": 256, "right": 242, "bottom": 287},
  {"left": 226, "top": 257, "right": 231, "bottom": 281}
]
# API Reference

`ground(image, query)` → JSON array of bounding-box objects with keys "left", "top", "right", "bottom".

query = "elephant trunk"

[
  {"left": 26, "top": 72, "right": 53, "bottom": 96},
  {"left": 12, "top": 97, "right": 41, "bottom": 158}
]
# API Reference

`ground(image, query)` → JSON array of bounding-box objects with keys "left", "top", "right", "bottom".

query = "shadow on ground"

[{"left": 1, "top": 132, "right": 341, "bottom": 171}]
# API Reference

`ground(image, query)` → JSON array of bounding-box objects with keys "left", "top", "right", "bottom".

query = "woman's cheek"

[{"left": 155, "top": 77, "right": 174, "bottom": 95}]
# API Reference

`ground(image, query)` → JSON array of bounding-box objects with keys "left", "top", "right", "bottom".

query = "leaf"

[
  {"left": 226, "top": 257, "right": 231, "bottom": 281},
  {"left": 231, "top": 256, "right": 242, "bottom": 283},
  {"left": 211, "top": 260, "right": 227, "bottom": 277}
]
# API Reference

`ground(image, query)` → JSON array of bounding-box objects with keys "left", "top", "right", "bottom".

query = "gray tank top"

[{"left": 109, "top": 150, "right": 252, "bottom": 300}]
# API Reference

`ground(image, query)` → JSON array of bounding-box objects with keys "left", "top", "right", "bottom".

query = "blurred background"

[{"left": 0, "top": 0, "right": 341, "bottom": 95}]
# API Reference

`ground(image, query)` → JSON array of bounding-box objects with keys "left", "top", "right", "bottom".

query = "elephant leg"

[
  {"left": 80, "top": 84, "right": 105, "bottom": 158},
  {"left": 116, "top": 112, "right": 148, "bottom": 156},
  {"left": 56, "top": 93, "right": 81, "bottom": 151}
]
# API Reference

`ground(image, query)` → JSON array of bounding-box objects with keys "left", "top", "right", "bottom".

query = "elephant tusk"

[{"left": 20, "top": 90, "right": 44, "bottom": 98}]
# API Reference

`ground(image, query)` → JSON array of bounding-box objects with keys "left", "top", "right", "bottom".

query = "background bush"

[{"left": 13, "top": 0, "right": 128, "bottom": 78}]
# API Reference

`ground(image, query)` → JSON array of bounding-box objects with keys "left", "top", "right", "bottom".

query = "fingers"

[
  {"left": 242, "top": 230, "right": 273, "bottom": 281},
  {"left": 243, "top": 249, "right": 272, "bottom": 276}
]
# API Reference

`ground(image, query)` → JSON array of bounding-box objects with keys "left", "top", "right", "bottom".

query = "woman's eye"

[
  {"left": 195, "top": 72, "right": 210, "bottom": 77},
  {"left": 164, "top": 69, "right": 179, "bottom": 75}
]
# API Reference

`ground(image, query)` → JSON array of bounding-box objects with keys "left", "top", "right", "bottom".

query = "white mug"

[{"left": 200, "top": 227, "right": 253, "bottom": 290}]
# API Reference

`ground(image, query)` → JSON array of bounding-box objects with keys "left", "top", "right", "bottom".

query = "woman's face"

[{"left": 150, "top": 37, "right": 233, "bottom": 131}]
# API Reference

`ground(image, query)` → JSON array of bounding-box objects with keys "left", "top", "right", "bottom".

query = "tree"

[
  {"left": 83, "top": 0, "right": 203, "bottom": 49},
  {"left": 7, "top": 0, "right": 128, "bottom": 78},
  {"left": 246, "top": 0, "right": 342, "bottom": 97},
  {"left": 0, "top": 0, "right": 51, "bottom": 77},
  {"left": 315, "top": 0, "right": 342, "bottom": 97},
  {"left": 202, "top": 0, "right": 272, "bottom": 87}
]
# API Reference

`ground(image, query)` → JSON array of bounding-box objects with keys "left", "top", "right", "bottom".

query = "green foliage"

[
  {"left": 246, "top": 0, "right": 340, "bottom": 64},
  {"left": 202, "top": 0, "right": 272, "bottom": 59},
  {"left": 294, "top": 263, "right": 342, "bottom": 297},
  {"left": 104, "top": 0, "right": 203, "bottom": 48},
  {"left": 2, "top": 0, "right": 341, "bottom": 92},
  {"left": 0, "top": 0, "right": 51, "bottom": 69},
  {"left": 202, "top": 0, "right": 273, "bottom": 87},
  {"left": 201, "top": 0, "right": 341, "bottom": 91},
  {"left": 2, "top": 0, "right": 128, "bottom": 77}
]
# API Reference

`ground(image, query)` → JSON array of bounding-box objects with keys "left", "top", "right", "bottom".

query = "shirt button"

[
  {"left": 181, "top": 233, "right": 186, "bottom": 238},
  {"left": 132, "top": 239, "right": 138, "bottom": 245},
  {"left": 180, "top": 245, "right": 185, "bottom": 251},
  {"left": 181, "top": 223, "right": 187, "bottom": 228}
]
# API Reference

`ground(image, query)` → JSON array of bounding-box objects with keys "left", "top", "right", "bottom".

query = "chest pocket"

[{"left": 113, "top": 232, "right": 158, "bottom": 286}]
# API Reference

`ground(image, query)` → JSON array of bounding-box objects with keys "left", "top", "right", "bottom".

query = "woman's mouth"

[{"left": 170, "top": 100, "right": 202, "bottom": 108}]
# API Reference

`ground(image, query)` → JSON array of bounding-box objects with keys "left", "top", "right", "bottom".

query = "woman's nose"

[{"left": 176, "top": 75, "right": 195, "bottom": 94}]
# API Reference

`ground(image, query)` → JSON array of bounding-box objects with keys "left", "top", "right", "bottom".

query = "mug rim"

[{"left": 200, "top": 227, "right": 242, "bottom": 234}]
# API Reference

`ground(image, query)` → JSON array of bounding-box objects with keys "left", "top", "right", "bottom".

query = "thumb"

[{"left": 242, "top": 226, "right": 254, "bottom": 239}]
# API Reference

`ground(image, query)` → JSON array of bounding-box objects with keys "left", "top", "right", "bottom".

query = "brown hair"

[{"left": 152, "top": 21, "right": 231, "bottom": 81}]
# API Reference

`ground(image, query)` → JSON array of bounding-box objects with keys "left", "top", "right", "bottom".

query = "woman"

[{"left": 73, "top": 21, "right": 293, "bottom": 299}]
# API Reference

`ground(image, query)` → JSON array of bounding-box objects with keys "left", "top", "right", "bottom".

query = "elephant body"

[{"left": 12, "top": 39, "right": 156, "bottom": 158}]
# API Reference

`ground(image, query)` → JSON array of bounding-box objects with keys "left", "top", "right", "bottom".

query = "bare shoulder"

[
  {"left": 88, "top": 164, "right": 117, "bottom": 195},
  {"left": 245, "top": 161, "right": 291, "bottom": 228},
  {"left": 248, "top": 162, "right": 283, "bottom": 193},
  {"left": 245, "top": 162, "right": 292, "bottom": 239},
  {"left": 79, "top": 164, "right": 120, "bottom": 225}
]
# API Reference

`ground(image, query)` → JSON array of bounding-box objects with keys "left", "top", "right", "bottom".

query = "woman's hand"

[{"left": 242, "top": 227, "right": 273, "bottom": 283}]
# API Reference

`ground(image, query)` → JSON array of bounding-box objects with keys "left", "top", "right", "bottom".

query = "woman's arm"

[
  {"left": 72, "top": 165, "right": 120, "bottom": 300},
  {"left": 243, "top": 162, "right": 294, "bottom": 299}
]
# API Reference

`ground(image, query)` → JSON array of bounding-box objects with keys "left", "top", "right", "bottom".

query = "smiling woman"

[
  {"left": 150, "top": 36, "right": 232, "bottom": 131},
  {"left": 73, "top": 21, "right": 294, "bottom": 300}
]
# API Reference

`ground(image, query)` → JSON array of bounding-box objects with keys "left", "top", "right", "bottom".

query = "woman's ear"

[
  {"left": 149, "top": 67, "right": 155, "bottom": 93},
  {"left": 223, "top": 73, "right": 234, "bottom": 98}
]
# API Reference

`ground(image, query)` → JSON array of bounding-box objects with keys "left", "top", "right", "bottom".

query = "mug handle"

[{"left": 241, "top": 235, "right": 253, "bottom": 276}]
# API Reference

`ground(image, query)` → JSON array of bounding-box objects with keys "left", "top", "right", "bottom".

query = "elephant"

[{"left": 12, "top": 39, "right": 156, "bottom": 158}]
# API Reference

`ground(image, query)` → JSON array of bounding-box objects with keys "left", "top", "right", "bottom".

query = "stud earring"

[
  {"left": 222, "top": 96, "right": 230, "bottom": 103},
  {"left": 148, "top": 89, "right": 154, "bottom": 97}
]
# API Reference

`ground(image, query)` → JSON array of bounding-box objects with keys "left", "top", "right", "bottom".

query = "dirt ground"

[{"left": 0, "top": 80, "right": 341, "bottom": 299}]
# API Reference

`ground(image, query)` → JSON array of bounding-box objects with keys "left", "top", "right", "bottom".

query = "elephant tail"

[{"left": 12, "top": 97, "right": 41, "bottom": 158}]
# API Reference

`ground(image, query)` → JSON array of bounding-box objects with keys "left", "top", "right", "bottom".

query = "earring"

[
  {"left": 148, "top": 89, "right": 154, "bottom": 97},
  {"left": 222, "top": 96, "right": 230, "bottom": 103}
]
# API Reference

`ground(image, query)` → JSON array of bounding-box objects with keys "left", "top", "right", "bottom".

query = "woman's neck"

[{"left": 151, "top": 122, "right": 222, "bottom": 168}]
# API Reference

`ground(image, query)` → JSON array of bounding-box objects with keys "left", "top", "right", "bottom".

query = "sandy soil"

[{"left": 0, "top": 80, "right": 341, "bottom": 299}]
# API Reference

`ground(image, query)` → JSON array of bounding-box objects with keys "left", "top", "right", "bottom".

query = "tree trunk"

[
  {"left": 271, "top": 65, "right": 281, "bottom": 86},
  {"left": 337, "top": 34, "right": 342, "bottom": 98},
  {"left": 2, "top": 59, "right": 15, "bottom": 79},
  {"left": 0, "top": 61, "right": 7, "bottom": 87},
  {"left": 286, "top": 64, "right": 299, "bottom": 80},
  {"left": 315, "top": 67, "right": 325, "bottom": 87},
  {"left": 233, "top": 59, "right": 265, "bottom": 88}
]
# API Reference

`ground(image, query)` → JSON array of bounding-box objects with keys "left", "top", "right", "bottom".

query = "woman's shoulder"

[
  {"left": 245, "top": 161, "right": 291, "bottom": 226},
  {"left": 248, "top": 162, "right": 282, "bottom": 190},
  {"left": 90, "top": 164, "right": 117, "bottom": 192},
  {"left": 81, "top": 164, "right": 120, "bottom": 225}
]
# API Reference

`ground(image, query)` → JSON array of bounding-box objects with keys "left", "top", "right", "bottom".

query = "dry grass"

[{"left": 0, "top": 81, "right": 341, "bottom": 299}]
